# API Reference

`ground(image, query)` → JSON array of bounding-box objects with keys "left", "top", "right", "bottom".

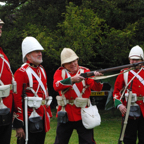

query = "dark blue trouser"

[
  {"left": 122, "top": 114, "right": 144, "bottom": 144},
  {"left": 54, "top": 120, "right": 96, "bottom": 144}
]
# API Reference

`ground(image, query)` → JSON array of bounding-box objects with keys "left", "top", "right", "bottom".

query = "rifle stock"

[{"left": 80, "top": 61, "right": 144, "bottom": 78}]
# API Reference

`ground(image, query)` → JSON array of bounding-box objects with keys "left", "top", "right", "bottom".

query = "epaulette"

[
  {"left": 79, "top": 66, "right": 89, "bottom": 70},
  {"left": 19, "top": 63, "right": 30, "bottom": 72},
  {"left": 121, "top": 67, "right": 129, "bottom": 72},
  {"left": 39, "top": 65, "right": 44, "bottom": 69}
]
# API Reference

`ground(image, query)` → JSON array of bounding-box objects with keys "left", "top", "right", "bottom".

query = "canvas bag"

[
  {"left": 81, "top": 100, "right": 101, "bottom": 129},
  {"left": 78, "top": 70, "right": 101, "bottom": 129}
]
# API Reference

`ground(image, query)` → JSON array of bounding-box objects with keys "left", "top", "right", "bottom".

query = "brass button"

[
  {"left": 71, "top": 88, "right": 73, "bottom": 90},
  {"left": 140, "top": 103, "right": 142, "bottom": 105},
  {"left": 140, "top": 95, "right": 142, "bottom": 97},
  {"left": 139, "top": 85, "right": 141, "bottom": 87},
  {"left": 71, "top": 97, "right": 73, "bottom": 99}
]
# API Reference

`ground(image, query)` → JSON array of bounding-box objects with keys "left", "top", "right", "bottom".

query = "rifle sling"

[{"left": 89, "top": 68, "right": 133, "bottom": 80}]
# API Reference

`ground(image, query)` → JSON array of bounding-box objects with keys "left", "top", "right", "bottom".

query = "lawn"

[{"left": 11, "top": 108, "right": 123, "bottom": 144}]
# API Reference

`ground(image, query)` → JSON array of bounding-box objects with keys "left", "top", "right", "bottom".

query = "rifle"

[
  {"left": 118, "top": 81, "right": 133, "bottom": 144},
  {"left": 80, "top": 61, "right": 144, "bottom": 78}
]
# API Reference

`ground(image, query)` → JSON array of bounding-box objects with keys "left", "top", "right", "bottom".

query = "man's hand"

[
  {"left": 119, "top": 104, "right": 127, "bottom": 115},
  {"left": 16, "top": 128, "right": 25, "bottom": 139},
  {"left": 71, "top": 71, "right": 103, "bottom": 84},
  {"left": 93, "top": 71, "right": 103, "bottom": 76},
  {"left": 71, "top": 75, "right": 85, "bottom": 83}
]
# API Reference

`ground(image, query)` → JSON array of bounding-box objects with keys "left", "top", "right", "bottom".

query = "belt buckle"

[
  {"left": 10, "top": 84, "right": 12, "bottom": 90},
  {"left": 137, "top": 97, "right": 143, "bottom": 101},
  {"left": 69, "top": 99, "right": 74, "bottom": 105},
  {"left": 41, "top": 100, "right": 46, "bottom": 105}
]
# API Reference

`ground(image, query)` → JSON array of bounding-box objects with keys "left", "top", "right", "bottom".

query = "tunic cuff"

[
  {"left": 13, "top": 118, "right": 24, "bottom": 128},
  {"left": 114, "top": 99, "right": 122, "bottom": 108},
  {"left": 60, "top": 77, "right": 72, "bottom": 85}
]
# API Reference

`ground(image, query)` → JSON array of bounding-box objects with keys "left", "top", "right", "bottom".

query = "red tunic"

[
  {"left": 13, "top": 61, "right": 52, "bottom": 132},
  {"left": 0, "top": 47, "right": 13, "bottom": 112},
  {"left": 113, "top": 67, "right": 144, "bottom": 117},
  {"left": 53, "top": 66, "right": 103, "bottom": 121}
]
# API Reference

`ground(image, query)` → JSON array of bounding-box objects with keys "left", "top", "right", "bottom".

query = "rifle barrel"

[{"left": 80, "top": 61, "right": 144, "bottom": 78}]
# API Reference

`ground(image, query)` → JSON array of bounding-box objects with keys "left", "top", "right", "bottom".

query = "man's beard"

[{"left": 31, "top": 55, "right": 43, "bottom": 65}]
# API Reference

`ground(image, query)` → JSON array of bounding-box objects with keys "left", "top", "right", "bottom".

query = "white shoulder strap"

[
  {"left": 0, "top": 54, "right": 13, "bottom": 75},
  {"left": 130, "top": 69, "right": 144, "bottom": 85},
  {"left": 63, "top": 68, "right": 86, "bottom": 97},
  {"left": 62, "top": 69, "right": 65, "bottom": 79},
  {"left": 79, "top": 69, "right": 85, "bottom": 87},
  {"left": 123, "top": 70, "right": 128, "bottom": 85},
  {"left": 0, "top": 54, "right": 17, "bottom": 93},
  {"left": 25, "top": 68, "right": 33, "bottom": 88},
  {"left": 26, "top": 67, "right": 47, "bottom": 96},
  {"left": 40, "top": 67, "right": 46, "bottom": 79}
]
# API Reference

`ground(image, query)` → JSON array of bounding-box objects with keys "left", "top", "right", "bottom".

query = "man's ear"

[{"left": 26, "top": 53, "right": 30, "bottom": 61}]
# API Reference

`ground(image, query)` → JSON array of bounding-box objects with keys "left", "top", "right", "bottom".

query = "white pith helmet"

[
  {"left": 129, "top": 45, "right": 144, "bottom": 60},
  {"left": 0, "top": 19, "right": 4, "bottom": 25},
  {"left": 61, "top": 48, "right": 79, "bottom": 66},
  {"left": 22, "top": 36, "right": 44, "bottom": 62}
]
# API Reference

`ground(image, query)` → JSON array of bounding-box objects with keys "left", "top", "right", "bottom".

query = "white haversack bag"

[{"left": 81, "top": 102, "right": 101, "bottom": 129}]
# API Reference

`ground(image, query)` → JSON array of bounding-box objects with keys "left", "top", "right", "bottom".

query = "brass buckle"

[
  {"left": 41, "top": 100, "right": 46, "bottom": 105},
  {"left": 137, "top": 97, "right": 143, "bottom": 101}
]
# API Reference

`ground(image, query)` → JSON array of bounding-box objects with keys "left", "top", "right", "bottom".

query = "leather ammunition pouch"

[
  {"left": 57, "top": 110, "right": 68, "bottom": 123},
  {"left": 28, "top": 116, "right": 43, "bottom": 133},
  {"left": 0, "top": 84, "right": 11, "bottom": 98},
  {"left": 0, "top": 108, "right": 10, "bottom": 126},
  {"left": 129, "top": 105, "right": 141, "bottom": 118}
]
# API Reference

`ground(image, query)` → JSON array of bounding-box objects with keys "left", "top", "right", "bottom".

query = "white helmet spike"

[
  {"left": 22, "top": 36, "right": 44, "bottom": 63},
  {"left": 61, "top": 48, "right": 79, "bottom": 66},
  {"left": 129, "top": 45, "right": 144, "bottom": 60}
]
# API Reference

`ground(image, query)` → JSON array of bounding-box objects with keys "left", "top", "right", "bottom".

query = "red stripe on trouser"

[{"left": 43, "top": 106, "right": 50, "bottom": 132}]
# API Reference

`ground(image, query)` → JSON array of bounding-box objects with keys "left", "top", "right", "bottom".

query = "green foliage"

[
  {"left": 54, "top": 2, "right": 106, "bottom": 68},
  {"left": 1, "top": 0, "right": 144, "bottom": 100},
  {"left": 1, "top": 0, "right": 144, "bottom": 69}
]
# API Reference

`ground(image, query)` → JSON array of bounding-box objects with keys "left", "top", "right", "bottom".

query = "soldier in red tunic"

[
  {"left": 53, "top": 48, "right": 103, "bottom": 144},
  {"left": 13, "top": 36, "right": 52, "bottom": 144},
  {"left": 0, "top": 19, "right": 16, "bottom": 144},
  {"left": 113, "top": 45, "right": 144, "bottom": 144}
]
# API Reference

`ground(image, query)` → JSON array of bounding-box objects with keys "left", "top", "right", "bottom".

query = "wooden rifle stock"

[{"left": 80, "top": 61, "right": 144, "bottom": 78}]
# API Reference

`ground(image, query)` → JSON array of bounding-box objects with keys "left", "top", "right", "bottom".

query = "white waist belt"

[{"left": 56, "top": 96, "right": 89, "bottom": 108}]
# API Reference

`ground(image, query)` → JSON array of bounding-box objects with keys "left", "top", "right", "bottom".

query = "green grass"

[{"left": 11, "top": 109, "right": 123, "bottom": 144}]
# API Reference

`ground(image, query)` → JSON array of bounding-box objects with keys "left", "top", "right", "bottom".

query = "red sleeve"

[
  {"left": 53, "top": 68, "right": 72, "bottom": 92},
  {"left": 113, "top": 71, "right": 125, "bottom": 107},
  {"left": 13, "top": 68, "right": 28, "bottom": 125}
]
